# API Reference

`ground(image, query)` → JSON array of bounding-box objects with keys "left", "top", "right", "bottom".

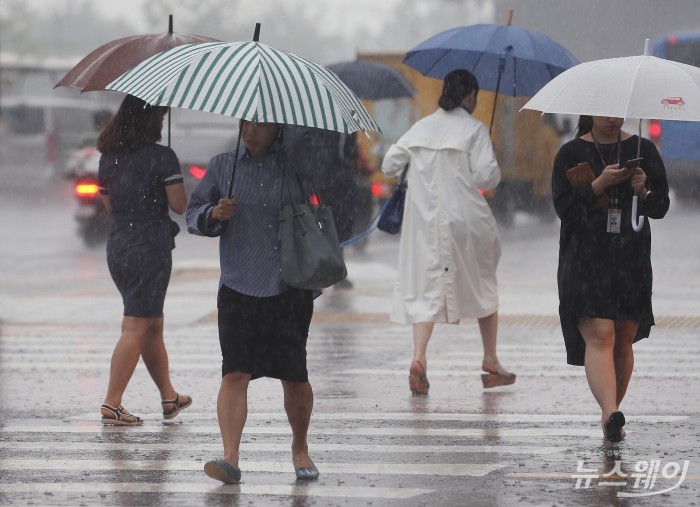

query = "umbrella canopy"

[
  {"left": 520, "top": 54, "right": 700, "bottom": 120},
  {"left": 403, "top": 23, "right": 579, "bottom": 97},
  {"left": 326, "top": 60, "right": 415, "bottom": 100},
  {"left": 106, "top": 41, "right": 380, "bottom": 134},
  {"left": 55, "top": 16, "right": 220, "bottom": 92}
]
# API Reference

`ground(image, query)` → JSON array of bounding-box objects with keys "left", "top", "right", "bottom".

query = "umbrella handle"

[
  {"left": 631, "top": 195, "right": 645, "bottom": 232},
  {"left": 227, "top": 127, "right": 243, "bottom": 199}
]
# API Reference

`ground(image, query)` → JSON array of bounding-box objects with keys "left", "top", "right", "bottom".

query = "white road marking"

[
  {"left": 0, "top": 440, "right": 565, "bottom": 455},
  {"left": 3, "top": 363, "right": 697, "bottom": 377},
  {"left": 342, "top": 368, "right": 700, "bottom": 378},
  {"left": 63, "top": 411, "right": 691, "bottom": 424},
  {"left": 0, "top": 482, "right": 432, "bottom": 499},
  {"left": 0, "top": 459, "right": 505, "bottom": 477},
  {"left": 0, "top": 424, "right": 602, "bottom": 437}
]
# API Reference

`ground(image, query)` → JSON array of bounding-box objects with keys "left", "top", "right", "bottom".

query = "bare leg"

[
  {"left": 282, "top": 380, "right": 315, "bottom": 469},
  {"left": 479, "top": 312, "right": 506, "bottom": 368},
  {"left": 140, "top": 316, "right": 177, "bottom": 401},
  {"left": 579, "top": 317, "right": 618, "bottom": 426},
  {"left": 412, "top": 322, "right": 435, "bottom": 367},
  {"left": 217, "top": 372, "right": 250, "bottom": 467},
  {"left": 409, "top": 322, "right": 434, "bottom": 394},
  {"left": 103, "top": 316, "right": 151, "bottom": 408},
  {"left": 478, "top": 312, "right": 515, "bottom": 387},
  {"left": 613, "top": 320, "right": 638, "bottom": 407}
]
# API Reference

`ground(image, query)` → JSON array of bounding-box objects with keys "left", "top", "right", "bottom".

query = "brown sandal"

[
  {"left": 481, "top": 359, "right": 516, "bottom": 388},
  {"left": 409, "top": 360, "right": 430, "bottom": 395},
  {"left": 101, "top": 404, "right": 143, "bottom": 426},
  {"left": 162, "top": 393, "right": 192, "bottom": 420}
]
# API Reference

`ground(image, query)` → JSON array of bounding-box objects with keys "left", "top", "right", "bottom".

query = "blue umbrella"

[
  {"left": 326, "top": 60, "right": 415, "bottom": 101},
  {"left": 403, "top": 22, "right": 579, "bottom": 131}
]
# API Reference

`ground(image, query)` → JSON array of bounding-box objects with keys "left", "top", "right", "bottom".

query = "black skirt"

[
  {"left": 107, "top": 242, "right": 172, "bottom": 318},
  {"left": 217, "top": 285, "right": 313, "bottom": 381}
]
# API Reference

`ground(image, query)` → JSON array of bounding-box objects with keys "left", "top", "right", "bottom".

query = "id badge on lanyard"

[
  {"left": 592, "top": 130, "right": 623, "bottom": 234},
  {"left": 607, "top": 204, "right": 622, "bottom": 234}
]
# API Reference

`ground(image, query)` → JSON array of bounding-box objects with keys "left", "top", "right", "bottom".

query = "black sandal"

[
  {"left": 605, "top": 411, "right": 625, "bottom": 443},
  {"left": 162, "top": 393, "right": 192, "bottom": 420},
  {"left": 101, "top": 404, "right": 142, "bottom": 426}
]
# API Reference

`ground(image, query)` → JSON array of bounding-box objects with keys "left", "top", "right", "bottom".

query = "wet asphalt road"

[{"left": 0, "top": 180, "right": 698, "bottom": 506}]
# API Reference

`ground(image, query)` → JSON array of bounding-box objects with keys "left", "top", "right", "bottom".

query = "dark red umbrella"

[
  {"left": 55, "top": 15, "right": 220, "bottom": 145},
  {"left": 55, "top": 15, "right": 220, "bottom": 92}
]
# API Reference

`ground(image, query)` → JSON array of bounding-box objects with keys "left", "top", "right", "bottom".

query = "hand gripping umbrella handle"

[{"left": 631, "top": 195, "right": 645, "bottom": 232}]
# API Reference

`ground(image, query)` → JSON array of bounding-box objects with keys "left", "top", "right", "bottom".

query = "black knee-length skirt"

[
  {"left": 107, "top": 244, "right": 172, "bottom": 318},
  {"left": 217, "top": 285, "right": 313, "bottom": 381}
]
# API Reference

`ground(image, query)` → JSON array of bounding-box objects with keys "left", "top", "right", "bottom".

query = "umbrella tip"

[
  {"left": 644, "top": 38, "right": 650, "bottom": 56},
  {"left": 253, "top": 23, "right": 261, "bottom": 42},
  {"left": 168, "top": 14, "right": 173, "bottom": 33},
  {"left": 506, "top": 8, "right": 513, "bottom": 25}
]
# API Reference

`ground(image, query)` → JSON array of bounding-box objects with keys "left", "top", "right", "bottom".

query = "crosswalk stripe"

[
  {"left": 342, "top": 368, "right": 700, "bottom": 378},
  {"left": 0, "top": 482, "right": 432, "bottom": 499},
  {"left": 0, "top": 441, "right": 565, "bottom": 455},
  {"left": 0, "top": 424, "right": 602, "bottom": 437},
  {"left": 0, "top": 459, "right": 506, "bottom": 477},
  {"left": 3, "top": 363, "right": 696, "bottom": 377},
  {"left": 64, "top": 411, "right": 689, "bottom": 423},
  {"left": 505, "top": 472, "right": 700, "bottom": 481},
  {"left": 4, "top": 337, "right": 695, "bottom": 349},
  {"left": 1, "top": 348, "right": 693, "bottom": 360}
]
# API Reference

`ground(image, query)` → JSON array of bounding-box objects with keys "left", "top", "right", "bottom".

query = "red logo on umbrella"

[{"left": 661, "top": 97, "right": 685, "bottom": 107}]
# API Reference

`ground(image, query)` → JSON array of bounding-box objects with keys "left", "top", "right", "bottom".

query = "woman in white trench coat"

[{"left": 381, "top": 69, "right": 516, "bottom": 395}]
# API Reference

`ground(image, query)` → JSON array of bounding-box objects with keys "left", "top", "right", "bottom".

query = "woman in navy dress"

[{"left": 97, "top": 95, "right": 192, "bottom": 425}]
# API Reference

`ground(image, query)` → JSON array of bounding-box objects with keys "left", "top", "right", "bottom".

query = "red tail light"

[
  {"left": 648, "top": 120, "right": 661, "bottom": 147},
  {"left": 74, "top": 180, "right": 99, "bottom": 198},
  {"left": 309, "top": 194, "right": 320, "bottom": 205},
  {"left": 370, "top": 182, "right": 385, "bottom": 197},
  {"left": 188, "top": 165, "right": 207, "bottom": 180}
]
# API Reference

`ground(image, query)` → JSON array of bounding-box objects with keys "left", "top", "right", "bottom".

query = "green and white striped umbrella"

[{"left": 106, "top": 41, "right": 380, "bottom": 134}]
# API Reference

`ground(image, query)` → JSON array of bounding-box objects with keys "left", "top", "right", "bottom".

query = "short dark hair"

[
  {"left": 97, "top": 95, "right": 167, "bottom": 154},
  {"left": 438, "top": 69, "right": 480, "bottom": 111}
]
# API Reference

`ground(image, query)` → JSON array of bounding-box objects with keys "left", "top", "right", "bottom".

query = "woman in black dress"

[
  {"left": 97, "top": 95, "right": 191, "bottom": 425},
  {"left": 552, "top": 115, "right": 669, "bottom": 442}
]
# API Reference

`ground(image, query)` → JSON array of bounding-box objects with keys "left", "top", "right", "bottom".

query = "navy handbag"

[{"left": 377, "top": 166, "right": 408, "bottom": 234}]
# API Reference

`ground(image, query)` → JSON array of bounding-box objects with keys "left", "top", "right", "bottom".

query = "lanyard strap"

[
  {"left": 590, "top": 128, "right": 621, "bottom": 167},
  {"left": 591, "top": 129, "right": 622, "bottom": 206}
]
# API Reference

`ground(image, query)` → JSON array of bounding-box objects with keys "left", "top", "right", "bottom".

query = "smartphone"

[{"left": 624, "top": 157, "right": 643, "bottom": 169}]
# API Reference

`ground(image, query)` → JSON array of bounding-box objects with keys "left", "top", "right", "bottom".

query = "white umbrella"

[
  {"left": 521, "top": 41, "right": 700, "bottom": 121},
  {"left": 521, "top": 39, "right": 700, "bottom": 230}
]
